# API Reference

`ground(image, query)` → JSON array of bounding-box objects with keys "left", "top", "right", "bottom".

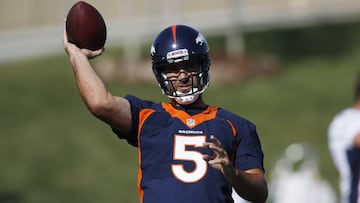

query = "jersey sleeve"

[
  {"left": 218, "top": 108, "right": 265, "bottom": 172},
  {"left": 234, "top": 119, "right": 265, "bottom": 172},
  {"left": 235, "top": 121, "right": 265, "bottom": 172},
  {"left": 112, "top": 95, "right": 160, "bottom": 147}
]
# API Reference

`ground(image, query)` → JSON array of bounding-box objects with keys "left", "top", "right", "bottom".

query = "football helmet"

[{"left": 151, "top": 25, "right": 211, "bottom": 105}]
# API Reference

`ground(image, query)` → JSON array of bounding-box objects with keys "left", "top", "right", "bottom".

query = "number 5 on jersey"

[{"left": 172, "top": 135, "right": 208, "bottom": 183}]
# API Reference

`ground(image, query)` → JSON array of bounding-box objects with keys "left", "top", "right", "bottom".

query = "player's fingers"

[
  {"left": 63, "top": 24, "right": 78, "bottom": 53},
  {"left": 203, "top": 136, "right": 221, "bottom": 148},
  {"left": 203, "top": 154, "right": 214, "bottom": 161},
  {"left": 94, "top": 48, "right": 105, "bottom": 56},
  {"left": 63, "top": 29, "right": 68, "bottom": 48},
  {"left": 90, "top": 48, "right": 104, "bottom": 58},
  {"left": 81, "top": 48, "right": 104, "bottom": 59},
  {"left": 210, "top": 136, "right": 229, "bottom": 156},
  {"left": 63, "top": 18, "right": 69, "bottom": 45},
  {"left": 208, "top": 158, "right": 227, "bottom": 165},
  {"left": 203, "top": 142, "right": 218, "bottom": 154},
  {"left": 210, "top": 135, "right": 223, "bottom": 147},
  {"left": 205, "top": 141, "right": 223, "bottom": 155},
  {"left": 202, "top": 141, "right": 211, "bottom": 148}
]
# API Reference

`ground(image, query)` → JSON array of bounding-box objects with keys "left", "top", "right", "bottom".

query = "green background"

[{"left": 1, "top": 21, "right": 360, "bottom": 202}]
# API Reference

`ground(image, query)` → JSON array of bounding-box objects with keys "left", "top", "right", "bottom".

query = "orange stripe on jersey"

[
  {"left": 137, "top": 108, "right": 156, "bottom": 203},
  {"left": 226, "top": 120, "right": 237, "bottom": 137},
  {"left": 137, "top": 169, "right": 143, "bottom": 203},
  {"left": 227, "top": 120, "right": 238, "bottom": 164},
  {"left": 162, "top": 103, "right": 218, "bottom": 128},
  {"left": 171, "top": 25, "right": 177, "bottom": 44}
]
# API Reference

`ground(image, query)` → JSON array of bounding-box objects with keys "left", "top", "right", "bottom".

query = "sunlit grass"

[{"left": 0, "top": 48, "right": 359, "bottom": 202}]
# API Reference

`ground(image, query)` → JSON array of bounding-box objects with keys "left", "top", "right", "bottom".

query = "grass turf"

[{"left": 0, "top": 48, "right": 359, "bottom": 202}]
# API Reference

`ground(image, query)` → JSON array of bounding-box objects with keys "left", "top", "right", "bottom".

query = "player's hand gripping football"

[
  {"left": 203, "top": 135, "right": 233, "bottom": 174},
  {"left": 63, "top": 27, "right": 104, "bottom": 60}
]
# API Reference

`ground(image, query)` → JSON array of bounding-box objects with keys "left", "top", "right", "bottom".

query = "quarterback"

[{"left": 64, "top": 24, "right": 268, "bottom": 203}]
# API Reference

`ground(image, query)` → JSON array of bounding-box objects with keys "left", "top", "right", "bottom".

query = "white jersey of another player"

[{"left": 328, "top": 107, "right": 360, "bottom": 203}]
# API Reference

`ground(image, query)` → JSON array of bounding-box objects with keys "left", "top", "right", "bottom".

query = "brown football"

[{"left": 65, "top": 1, "right": 107, "bottom": 51}]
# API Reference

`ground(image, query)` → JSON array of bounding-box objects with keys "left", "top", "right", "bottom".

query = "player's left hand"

[{"left": 202, "top": 135, "right": 232, "bottom": 174}]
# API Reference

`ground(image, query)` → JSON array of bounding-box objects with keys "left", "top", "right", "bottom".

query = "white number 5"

[{"left": 171, "top": 135, "right": 207, "bottom": 183}]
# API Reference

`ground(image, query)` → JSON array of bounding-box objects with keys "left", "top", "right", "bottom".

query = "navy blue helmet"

[{"left": 150, "top": 25, "right": 211, "bottom": 104}]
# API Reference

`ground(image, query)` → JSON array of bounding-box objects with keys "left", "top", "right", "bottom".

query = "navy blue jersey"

[{"left": 113, "top": 95, "right": 264, "bottom": 203}]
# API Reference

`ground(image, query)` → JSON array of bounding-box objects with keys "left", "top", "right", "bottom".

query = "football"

[{"left": 65, "top": 1, "right": 107, "bottom": 51}]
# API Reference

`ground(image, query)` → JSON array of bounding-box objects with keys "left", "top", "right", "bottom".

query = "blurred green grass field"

[{"left": 1, "top": 32, "right": 360, "bottom": 202}]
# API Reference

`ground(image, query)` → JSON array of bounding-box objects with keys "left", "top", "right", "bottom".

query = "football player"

[
  {"left": 328, "top": 73, "right": 360, "bottom": 203},
  {"left": 64, "top": 24, "right": 268, "bottom": 203}
]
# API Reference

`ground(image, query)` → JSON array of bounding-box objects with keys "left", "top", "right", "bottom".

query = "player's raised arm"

[{"left": 63, "top": 28, "right": 132, "bottom": 134}]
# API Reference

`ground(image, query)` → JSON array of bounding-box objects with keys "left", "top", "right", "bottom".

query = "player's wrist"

[{"left": 222, "top": 164, "right": 238, "bottom": 183}]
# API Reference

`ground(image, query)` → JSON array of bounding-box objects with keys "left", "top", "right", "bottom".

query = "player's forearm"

[
  {"left": 69, "top": 52, "right": 113, "bottom": 114},
  {"left": 225, "top": 167, "right": 268, "bottom": 203}
]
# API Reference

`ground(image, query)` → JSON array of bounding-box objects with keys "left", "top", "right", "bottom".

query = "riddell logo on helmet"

[{"left": 166, "top": 49, "right": 189, "bottom": 61}]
